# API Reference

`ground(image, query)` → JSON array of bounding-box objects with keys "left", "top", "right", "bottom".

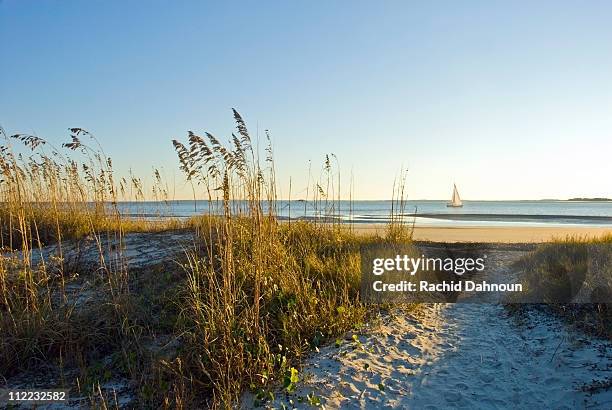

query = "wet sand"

[{"left": 351, "top": 224, "right": 612, "bottom": 243}]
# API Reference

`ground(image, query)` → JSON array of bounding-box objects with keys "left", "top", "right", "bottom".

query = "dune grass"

[
  {"left": 515, "top": 234, "right": 612, "bottom": 339},
  {"left": 0, "top": 112, "right": 414, "bottom": 408},
  {"left": 0, "top": 126, "right": 185, "bottom": 407}
]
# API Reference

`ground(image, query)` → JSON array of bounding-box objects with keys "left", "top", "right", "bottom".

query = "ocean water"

[{"left": 115, "top": 200, "right": 612, "bottom": 227}]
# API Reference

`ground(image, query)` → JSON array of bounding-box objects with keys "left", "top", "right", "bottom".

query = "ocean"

[{"left": 115, "top": 200, "right": 612, "bottom": 227}]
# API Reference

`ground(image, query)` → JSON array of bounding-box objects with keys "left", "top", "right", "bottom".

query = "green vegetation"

[{"left": 0, "top": 112, "right": 414, "bottom": 408}]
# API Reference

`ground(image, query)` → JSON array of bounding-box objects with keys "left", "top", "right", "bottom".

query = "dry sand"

[
  {"left": 243, "top": 244, "right": 612, "bottom": 409},
  {"left": 246, "top": 303, "right": 612, "bottom": 409},
  {"left": 351, "top": 224, "right": 612, "bottom": 243}
]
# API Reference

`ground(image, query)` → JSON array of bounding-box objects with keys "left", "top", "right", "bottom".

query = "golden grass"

[
  {"left": 516, "top": 234, "right": 612, "bottom": 339},
  {"left": 0, "top": 113, "right": 413, "bottom": 408}
]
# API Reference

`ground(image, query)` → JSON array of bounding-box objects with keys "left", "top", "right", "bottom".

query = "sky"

[{"left": 1, "top": 0, "right": 611, "bottom": 200}]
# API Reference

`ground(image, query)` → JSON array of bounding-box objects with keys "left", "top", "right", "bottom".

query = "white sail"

[{"left": 448, "top": 184, "right": 463, "bottom": 207}]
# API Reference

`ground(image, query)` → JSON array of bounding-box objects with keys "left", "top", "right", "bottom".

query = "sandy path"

[
  {"left": 261, "top": 304, "right": 612, "bottom": 409},
  {"left": 245, "top": 247, "right": 612, "bottom": 409}
]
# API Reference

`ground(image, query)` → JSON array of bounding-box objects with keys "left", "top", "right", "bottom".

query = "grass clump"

[
  {"left": 516, "top": 234, "right": 612, "bottom": 339},
  {"left": 161, "top": 110, "right": 393, "bottom": 407},
  {"left": 165, "top": 219, "right": 370, "bottom": 407}
]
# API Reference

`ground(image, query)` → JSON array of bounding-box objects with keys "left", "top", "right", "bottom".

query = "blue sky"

[{"left": 1, "top": 1, "right": 611, "bottom": 200}]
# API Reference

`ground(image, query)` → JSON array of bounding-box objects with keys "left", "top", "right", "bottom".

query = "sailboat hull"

[{"left": 446, "top": 204, "right": 463, "bottom": 207}]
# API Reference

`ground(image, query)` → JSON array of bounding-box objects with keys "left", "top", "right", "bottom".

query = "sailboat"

[{"left": 447, "top": 183, "right": 463, "bottom": 207}]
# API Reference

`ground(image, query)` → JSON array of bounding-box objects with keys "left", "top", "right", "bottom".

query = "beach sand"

[
  {"left": 246, "top": 303, "right": 612, "bottom": 409},
  {"left": 243, "top": 243, "right": 612, "bottom": 409},
  {"left": 350, "top": 224, "right": 612, "bottom": 243}
]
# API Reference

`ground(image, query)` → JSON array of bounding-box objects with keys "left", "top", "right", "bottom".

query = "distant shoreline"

[{"left": 567, "top": 198, "right": 612, "bottom": 201}]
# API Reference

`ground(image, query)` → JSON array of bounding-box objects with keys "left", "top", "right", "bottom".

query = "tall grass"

[
  {"left": 0, "top": 112, "right": 414, "bottom": 408},
  {"left": 0, "top": 126, "right": 178, "bottom": 406},
  {"left": 166, "top": 110, "right": 382, "bottom": 407},
  {"left": 0, "top": 128, "right": 112, "bottom": 371}
]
